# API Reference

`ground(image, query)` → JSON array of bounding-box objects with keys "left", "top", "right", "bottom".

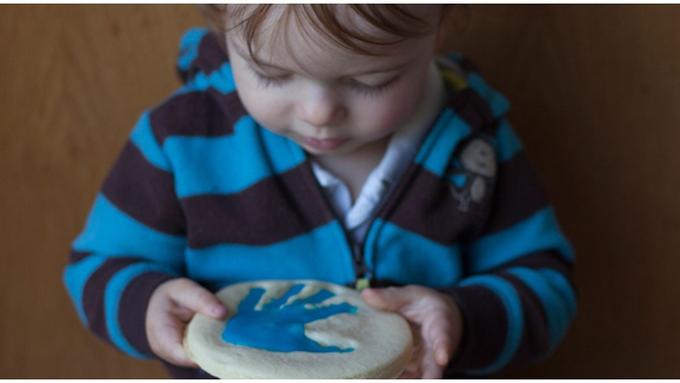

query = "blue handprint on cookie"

[{"left": 222, "top": 283, "right": 358, "bottom": 353}]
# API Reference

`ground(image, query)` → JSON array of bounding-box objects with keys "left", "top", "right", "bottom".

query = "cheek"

[
  {"left": 354, "top": 77, "right": 426, "bottom": 134},
  {"left": 232, "top": 68, "right": 289, "bottom": 133}
]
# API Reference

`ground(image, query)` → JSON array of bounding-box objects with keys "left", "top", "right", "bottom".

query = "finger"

[
  {"left": 149, "top": 315, "right": 198, "bottom": 367},
  {"left": 171, "top": 305, "right": 196, "bottom": 322},
  {"left": 403, "top": 359, "right": 421, "bottom": 378},
  {"left": 402, "top": 345, "right": 421, "bottom": 375},
  {"left": 170, "top": 279, "right": 227, "bottom": 319},
  {"left": 420, "top": 348, "right": 445, "bottom": 379},
  {"left": 407, "top": 321, "right": 423, "bottom": 354},
  {"left": 430, "top": 322, "right": 454, "bottom": 368},
  {"left": 397, "top": 322, "right": 424, "bottom": 379},
  {"left": 425, "top": 317, "right": 454, "bottom": 366},
  {"left": 399, "top": 368, "right": 421, "bottom": 379},
  {"left": 418, "top": 316, "right": 452, "bottom": 377},
  {"left": 361, "top": 286, "right": 421, "bottom": 312},
  {"left": 433, "top": 337, "right": 452, "bottom": 366},
  {"left": 399, "top": 345, "right": 422, "bottom": 379}
]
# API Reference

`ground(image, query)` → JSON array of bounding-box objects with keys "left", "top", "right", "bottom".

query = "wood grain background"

[{"left": 1, "top": 5, "right": 679, "bottom": 378}]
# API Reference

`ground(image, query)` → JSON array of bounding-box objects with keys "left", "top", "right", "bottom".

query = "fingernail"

[
  {"left": 362, "top": 288, "right": 380, "bottom": 298},
  {"left": 211, "top": 306, "right": 226, "bottom": 317},
  {"left": 436, "top": 350, "right": 449, "bottom": 365}
]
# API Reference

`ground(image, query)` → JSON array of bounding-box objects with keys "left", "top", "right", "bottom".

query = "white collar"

[{"left": 312, "top": 61, "right": 445, "bottom": 235}]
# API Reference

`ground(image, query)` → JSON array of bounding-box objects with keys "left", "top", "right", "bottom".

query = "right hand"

[{"left": 146, "top": 278, "right": 228, "bottom": 367}]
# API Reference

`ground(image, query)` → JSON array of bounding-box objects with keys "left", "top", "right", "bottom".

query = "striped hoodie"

[{"left": 63, "top": 28, "right": 576, "bottom": 377}]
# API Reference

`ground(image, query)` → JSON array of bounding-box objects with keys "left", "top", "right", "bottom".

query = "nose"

[{"left": 296, "top": 84, "right": 346, "bottom": 128}]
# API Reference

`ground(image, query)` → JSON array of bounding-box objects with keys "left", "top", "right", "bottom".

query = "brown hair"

[{"left": 201, "top": 5, "right": 450, "bottom": 65}]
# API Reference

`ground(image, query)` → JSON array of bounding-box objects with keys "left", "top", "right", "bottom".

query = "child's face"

[{"left": 226, "top": 6, "right": 441, "bottom": 157}]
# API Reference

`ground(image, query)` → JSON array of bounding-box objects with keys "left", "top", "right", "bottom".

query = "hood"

[{"left": 176, "top": 27, "right": 230, "bottom": 87}]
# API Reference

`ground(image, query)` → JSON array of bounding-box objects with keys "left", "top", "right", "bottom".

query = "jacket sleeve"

[
  {"left": 443, "top": 72, "right": 577, "bottom": 375},
  {"left": 63, "top": 111, "right": 186, "bottom": 359}
]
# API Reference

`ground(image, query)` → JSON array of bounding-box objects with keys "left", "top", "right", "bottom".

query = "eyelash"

[
  {"left": 250, "top": 69, "right": 398, "bottom": 97},
  {"left": 347, "top": 78, "right": 397, "bottom": 97},
  {"left": 252, "top": 71, "right": 289, "bottom": 88}
]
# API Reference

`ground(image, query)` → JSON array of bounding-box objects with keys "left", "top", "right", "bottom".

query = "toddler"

[{"left": 64, "top": 4, "right": 576, "bottom": 378}]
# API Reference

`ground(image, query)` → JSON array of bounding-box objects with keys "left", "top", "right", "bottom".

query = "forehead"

[{"left": 226, "top": 5, "right": 439, "bottom": 77}]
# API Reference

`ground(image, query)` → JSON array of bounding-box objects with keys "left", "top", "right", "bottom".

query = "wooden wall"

[{"left": 1, "top": 5, "right": 679, "bottom": 378}]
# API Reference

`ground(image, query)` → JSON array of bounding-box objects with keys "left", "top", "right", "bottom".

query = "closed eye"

[
  {"left": 251, "top": 69, "right": 291, "bottom": 88},
  {"left": 344, "top": 76, "right": 400, "bottom": 97}
]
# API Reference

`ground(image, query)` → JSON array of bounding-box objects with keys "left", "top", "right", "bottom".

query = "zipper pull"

[
  {"left": 355, "top": 277, "right": 370, "bottom": 291},
  {"left": 352, "top": 243, "right": 371, "bottom": 291}
]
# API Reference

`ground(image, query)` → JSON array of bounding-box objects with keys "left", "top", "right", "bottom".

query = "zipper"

[
  {"left": 302, "top": 154, "right": 425, "bottom": 292},
  {"left": 352, "top": 243, "right": 371, "bottom": 291},
  {"left": 302, "top": 160, "right": 373, "bottom": 290},
  {"left": 328, "top": 212, "right": 372, "bottom": 291},
  {"left": 331, "top": 222, "right": 372, "bottom": 291}
]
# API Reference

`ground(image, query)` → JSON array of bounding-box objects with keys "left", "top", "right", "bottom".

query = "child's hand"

[
  {"left": 361, "top": 285, "right": 463, "bottom": 379},
  {"left": 146, "top": 278, "right": 228, "bottom": 366}
]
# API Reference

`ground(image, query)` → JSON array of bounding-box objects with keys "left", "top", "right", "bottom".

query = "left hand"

[{"left": 361, "top": 285, "right": 463, "bottom": 378}]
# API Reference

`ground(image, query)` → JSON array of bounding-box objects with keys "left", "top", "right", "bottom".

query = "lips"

[{"left": 299, "top": 136, "right": 349, "bottom": 151}]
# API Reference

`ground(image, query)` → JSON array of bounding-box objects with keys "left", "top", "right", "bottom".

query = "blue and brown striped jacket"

[{"left": 63, "top": 28, "right": 576, "bottom": 376}]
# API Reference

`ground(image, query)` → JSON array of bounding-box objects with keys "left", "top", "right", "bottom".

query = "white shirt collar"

[{"left": 312, "top": 61, "right": 445, "bottom": 241}]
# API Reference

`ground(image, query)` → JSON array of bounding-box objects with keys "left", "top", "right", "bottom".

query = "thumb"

[
  {"left": 152, "top": 314, "right": 198, "bottom": 368},
  {"left": 169, "top": 278, "right": 227, "bottom": 319},
  {"left": 361, "top": 286, "right": 416, "bottom": 312}
]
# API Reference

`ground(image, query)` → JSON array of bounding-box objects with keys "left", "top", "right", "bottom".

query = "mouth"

[{"left": 299, "top": 136, "right": 350, "bottom": 152}]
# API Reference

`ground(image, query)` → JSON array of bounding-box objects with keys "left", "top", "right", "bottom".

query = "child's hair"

[{"left": 200, "top": 5, "right": 452, "bottom": 65}]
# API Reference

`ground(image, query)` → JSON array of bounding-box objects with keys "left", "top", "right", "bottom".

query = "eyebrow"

[{"left": 231, "top": 43, "right": 411, "bottom": 76}]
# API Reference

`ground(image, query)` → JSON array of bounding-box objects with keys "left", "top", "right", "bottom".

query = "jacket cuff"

[
  {"left": 439, "top": 284, "right": 509, "bottom": 374},
  {"left": 118, "top": 271, "right": 177, "bottom": 358}
]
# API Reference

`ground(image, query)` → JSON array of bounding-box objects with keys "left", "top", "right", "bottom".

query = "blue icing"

[{"left": 222, "top": 284, "right": 358, "bottom": 353}]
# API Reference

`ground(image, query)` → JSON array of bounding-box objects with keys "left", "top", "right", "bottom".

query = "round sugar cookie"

[{"left": 184, "top": 280, "right": 413, "bottom": 378}]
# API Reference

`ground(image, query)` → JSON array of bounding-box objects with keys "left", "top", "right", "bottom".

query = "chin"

[{"left": 303, "top": 146, "right": 346, "bottom": 156}]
